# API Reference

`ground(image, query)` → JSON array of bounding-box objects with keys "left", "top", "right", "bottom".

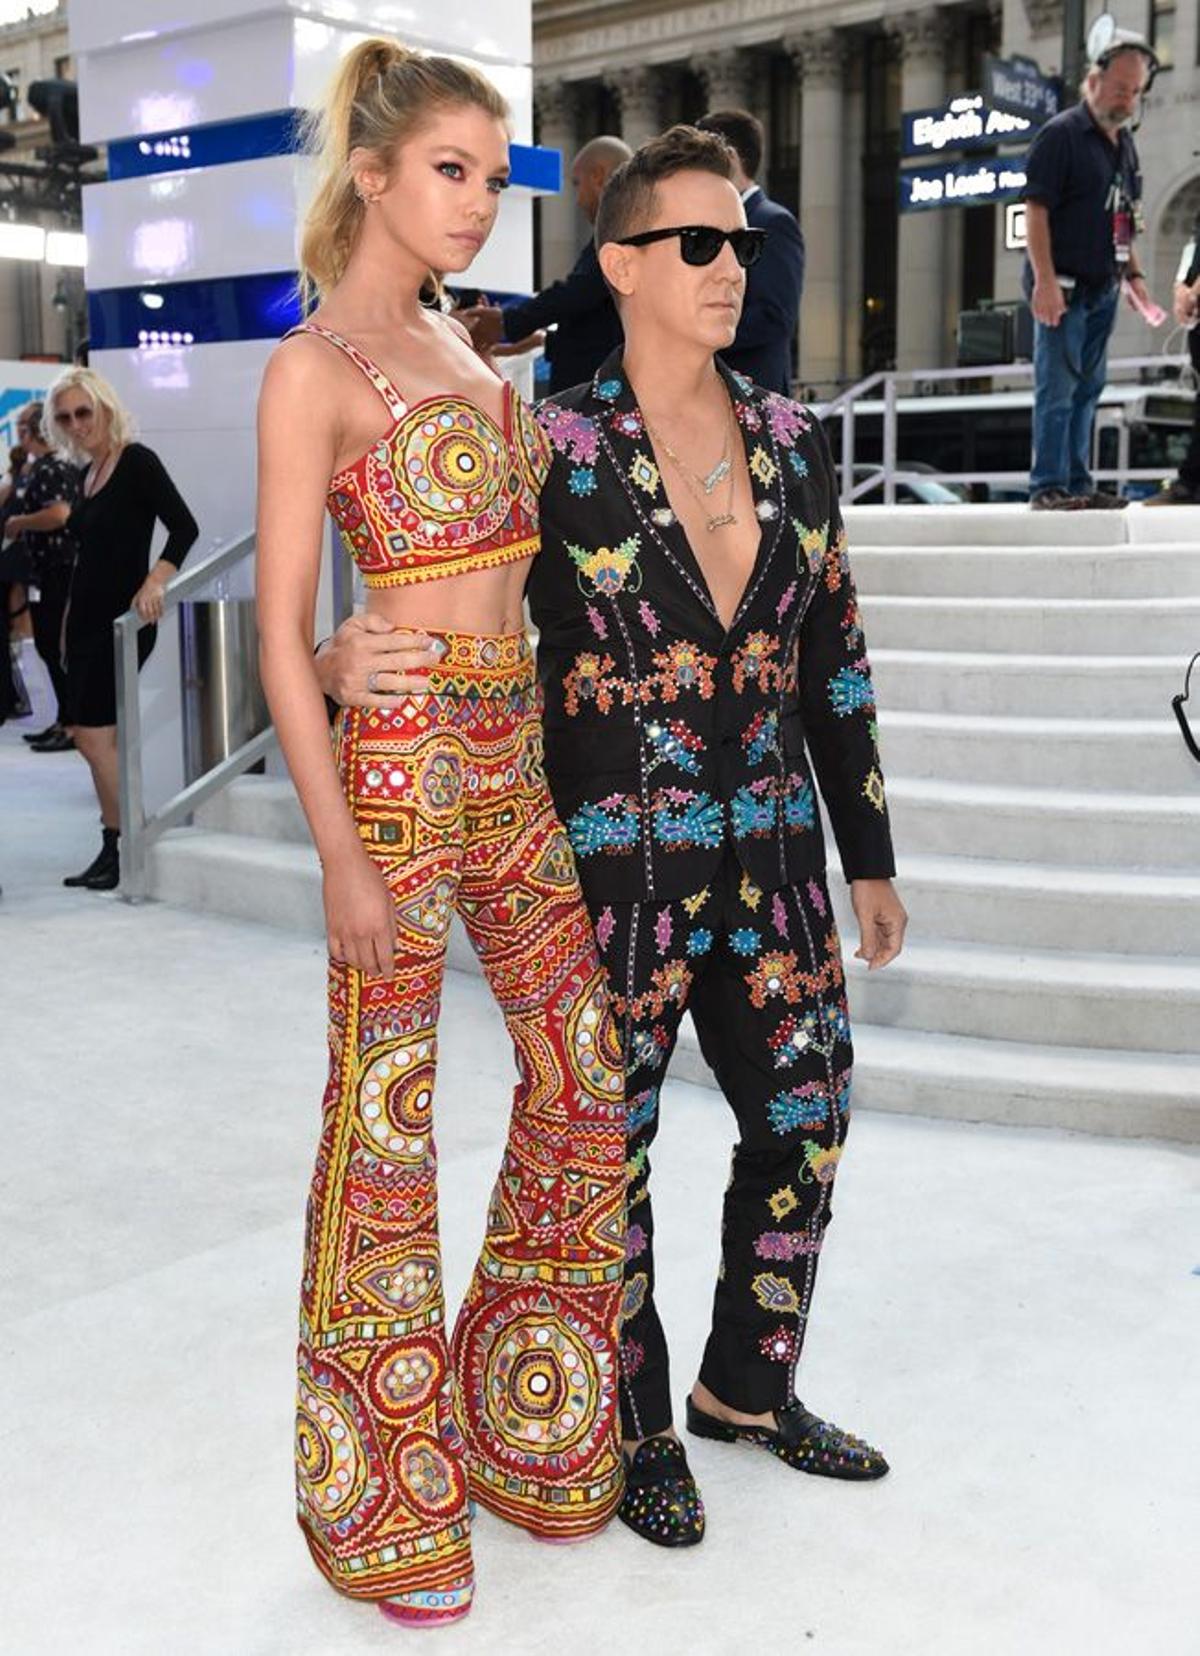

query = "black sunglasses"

[{"left": 616, "top": 224, "right": 768, "bottom": 268}]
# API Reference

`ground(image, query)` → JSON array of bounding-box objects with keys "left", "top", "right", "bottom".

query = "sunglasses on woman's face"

[
  {"left": 616, "top": 224, "right": 768, "bottom": 268},
  {"left": 55, "top": 406, "right": 94, "bottom": 425}
]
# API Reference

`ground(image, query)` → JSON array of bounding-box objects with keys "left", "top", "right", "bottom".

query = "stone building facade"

[{"left": 532, "top": 0, "right": 1200, "bottom": 392}]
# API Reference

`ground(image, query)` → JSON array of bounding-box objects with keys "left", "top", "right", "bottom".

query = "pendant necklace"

[
  {"left": 647, "top": 418, "right": 731, "bottom": 495},
  {"left": 648, "top": 407, "right": 739, "bottom": 531},
  {"left": 85, "top": 448, "right": 115, "bottom": 499}
]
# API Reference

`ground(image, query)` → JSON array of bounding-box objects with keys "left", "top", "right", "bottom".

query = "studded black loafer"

[
  {"left": 618, "top": 1433, "right": 706, "bottom": 1547},
  {"left": 686, "top": 1395, "right": 889, "bottom": 1480}
]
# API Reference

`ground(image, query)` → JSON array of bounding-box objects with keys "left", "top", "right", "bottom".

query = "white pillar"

[
  {"left": 694, "top": 49, "right": 753, "bottom": 112},
  {"left": 534, "top": 79, "right": 582, "bottom": 284},
  {"left": 842, "top": 58, "right": 866, "bottom": 379},
  {"left": 789, "top": 29, "right": 848, "bottom": 393},
  {"left": 891, "top": 8, "right": 952, "bottom": 375},
  {"left": 607, "top": 66, "right": 662, "bottom": 153}
]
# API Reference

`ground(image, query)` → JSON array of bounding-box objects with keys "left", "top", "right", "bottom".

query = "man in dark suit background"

[
  {"left": 697, "top": 110, "right": 804, "bottom": 395},
  {"left": 460, "top": 136, "right": 630, "bottom": 394}
]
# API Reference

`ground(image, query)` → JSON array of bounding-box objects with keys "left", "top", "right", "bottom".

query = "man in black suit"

[
  {"left": 460, "top": 135, "right": 629, "bottom": 394},
  {"left": 696, "top": 109, "right": 804, "bottom": 395},
  {"left": 317, "top": 126, "right": 905, "bottom": 1552}
]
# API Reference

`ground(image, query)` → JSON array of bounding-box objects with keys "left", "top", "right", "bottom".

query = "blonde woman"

[
  {"left": 48, "top": 367, "right": 197, "bottom": 889},
  {"left": 256, "top": 40, "right": 625, "bottom": 1626}
]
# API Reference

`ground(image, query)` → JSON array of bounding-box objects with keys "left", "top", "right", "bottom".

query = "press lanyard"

[{"left": 1108, "top": 132, "right": 1138, "bottom": 266}]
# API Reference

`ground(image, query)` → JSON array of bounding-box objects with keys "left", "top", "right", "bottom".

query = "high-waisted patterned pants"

[
  {"left": 296, "top": 632, "right": 626, "bottom": 1614},
  {"left": 592, "top": 854, "right": 852, "bottom": 1441}
]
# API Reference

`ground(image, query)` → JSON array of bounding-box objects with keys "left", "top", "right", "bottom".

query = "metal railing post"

[
  {"left": 114, "top": 529, "right": 260, "bottom": 904},
  {"left": 882, "top": 375, "right": 898, "bottom": 505},
  {"left": 115, "top": 612, "right": 148, "bottom": 902},
  {"left": 811, "top": 352, "right": 1187, "bottom": 504}
]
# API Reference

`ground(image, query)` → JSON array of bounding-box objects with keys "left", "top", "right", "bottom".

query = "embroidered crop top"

[{"left": 286, "top": 321, "right": 552, "bottom": 588}]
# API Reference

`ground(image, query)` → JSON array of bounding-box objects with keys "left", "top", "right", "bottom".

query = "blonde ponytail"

[{"left": 298, "top": 37, "right": 510, "bottom": 309}]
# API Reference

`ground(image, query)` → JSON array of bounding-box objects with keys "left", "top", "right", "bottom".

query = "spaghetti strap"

[{"left": 283, "top": 321, "right": 408, "bottom": 421}]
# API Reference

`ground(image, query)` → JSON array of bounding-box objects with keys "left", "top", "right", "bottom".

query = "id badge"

[{"left": 1113, "top": 209, "right": 1132, "bottom": 265}]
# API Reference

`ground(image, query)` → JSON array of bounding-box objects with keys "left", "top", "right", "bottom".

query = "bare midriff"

[{"left": 364, "top": 557, "right": 534, "bottom": 639}]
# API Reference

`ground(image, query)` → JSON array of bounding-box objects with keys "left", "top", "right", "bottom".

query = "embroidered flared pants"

[{"left": 296, "top": 633, "right": 626, "bottom": 1612}]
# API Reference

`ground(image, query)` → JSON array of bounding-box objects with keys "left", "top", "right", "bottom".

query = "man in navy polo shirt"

[{"left": 1022, "top": 40, "right": 1156, "bottom": 510}]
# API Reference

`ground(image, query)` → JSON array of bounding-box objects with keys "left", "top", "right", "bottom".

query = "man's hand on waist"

[{"left": 315, "top": 613, "right": 446, "bottom": 709}]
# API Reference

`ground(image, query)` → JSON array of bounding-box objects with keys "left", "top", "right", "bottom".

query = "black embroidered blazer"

[{"left": 526, "top": 348, "right": 895, "bottom": 906}]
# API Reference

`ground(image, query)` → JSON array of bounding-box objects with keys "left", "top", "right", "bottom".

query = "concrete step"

[
  {"left": 1125, "top": 504, "right": 1200, "bottom": 543},
  {"left": 196, "top": 776, "right": 309, "bottom": 844},
  {"left": 153, "top": 827, "right": 498, "bottom": 982},
  {"left": 837, "top": 1026, "right": 1200, "bottom": 1142},
  {"left": 831, "top": 853, "right": 1200, "bottom": 955},
  {"left": 878, "top": 708, "right": 1197, "bottom": 792},
  {"left": 843, "top": 502, "right": 1130, "bottom": 547},
  {"left": 210, "top": 776, "right": 1200, "bottom": 942},
  {"left": 151, "top": 828, "right": 323, "bottom": 933},
  {"left": 141, "top": 820, "right": 1200, "bottom": 1142},
  {"left": 668, "top": 1017, "right": 1200, "bottom": 1142},
  {"left": 885, "top": 775, "right": 1200, "bottom": 870},
  {"left": 853, "top": 545, "right": 1200, "bottom": 600},
  {"left": 860, "top": 593, "right": 1200, "bottom": 654},
  {"left": 844, "top": 937, "right": 1200, "bottom": 1055},
  {"left": 870, "top": 649, "right": 1182, "bottom": 719},
  {"left": 151, "top": 829, "right": 1200, "bottom": 1056}
]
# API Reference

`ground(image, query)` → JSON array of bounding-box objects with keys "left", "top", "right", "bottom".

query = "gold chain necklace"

[{"left": 645, "top": 408, "right": 738, "bottom": 532}]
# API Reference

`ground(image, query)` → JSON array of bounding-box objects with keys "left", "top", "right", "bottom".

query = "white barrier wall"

[{"left": 69, "top": 0, "right": 549, "bottom": 808}]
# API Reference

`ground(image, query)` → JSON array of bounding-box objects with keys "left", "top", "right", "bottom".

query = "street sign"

[
  {"left": 983, "top": 54, "right": 1061, "bottom": 123},
  {"left": 899, "top": 153, "right": 1029, "bottom": 214},
  {"left": 901, "top": 93, "right": 1033, "bottom": 158}
]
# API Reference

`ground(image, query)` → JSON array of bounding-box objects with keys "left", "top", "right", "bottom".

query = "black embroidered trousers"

[{"left": 591, "top": 852, "right": 855, "bottom": 1440}]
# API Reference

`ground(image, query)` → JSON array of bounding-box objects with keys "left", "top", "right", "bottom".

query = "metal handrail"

[
  {"left": 808, "top": 352, "right": 1193, "bottom": 503},
  {"left": 115, "top": 530, "right": 266, "bottom": 902}
]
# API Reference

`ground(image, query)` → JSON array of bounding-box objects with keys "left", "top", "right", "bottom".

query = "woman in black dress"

[{"left": 48, "top": 368, "right": 198, "bottom": 890}]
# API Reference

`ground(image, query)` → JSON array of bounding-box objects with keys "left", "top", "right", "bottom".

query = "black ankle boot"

[{"left": 64, "top": 828, "right": 120, "bottom": 891}]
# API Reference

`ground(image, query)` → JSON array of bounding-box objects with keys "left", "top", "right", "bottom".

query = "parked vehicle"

[{"left": 822, "top": 382, "right": 1195, "bottom": 500}]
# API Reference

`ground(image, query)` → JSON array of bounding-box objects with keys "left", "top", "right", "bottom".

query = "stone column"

[
  {"left": 787, "top": 29, "right": 848, "bottom": 392},
  {"left": 534, "top": 79, "right": 582, "bottom": 284},
  {"left": 841, "top": 55, "right": 866, "bottom": 378},
  {"left": 1022, "top": 0, "right": 1065, "bottom": 39},
  {"left": 890, "top": 9, "right": 952, "bottom": 375},
  {"left": 694, "top": 48, "right": 753, "bottom": 112},
  {"left": 607, "top": 65, "right": 663, "bottom": 152}
]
